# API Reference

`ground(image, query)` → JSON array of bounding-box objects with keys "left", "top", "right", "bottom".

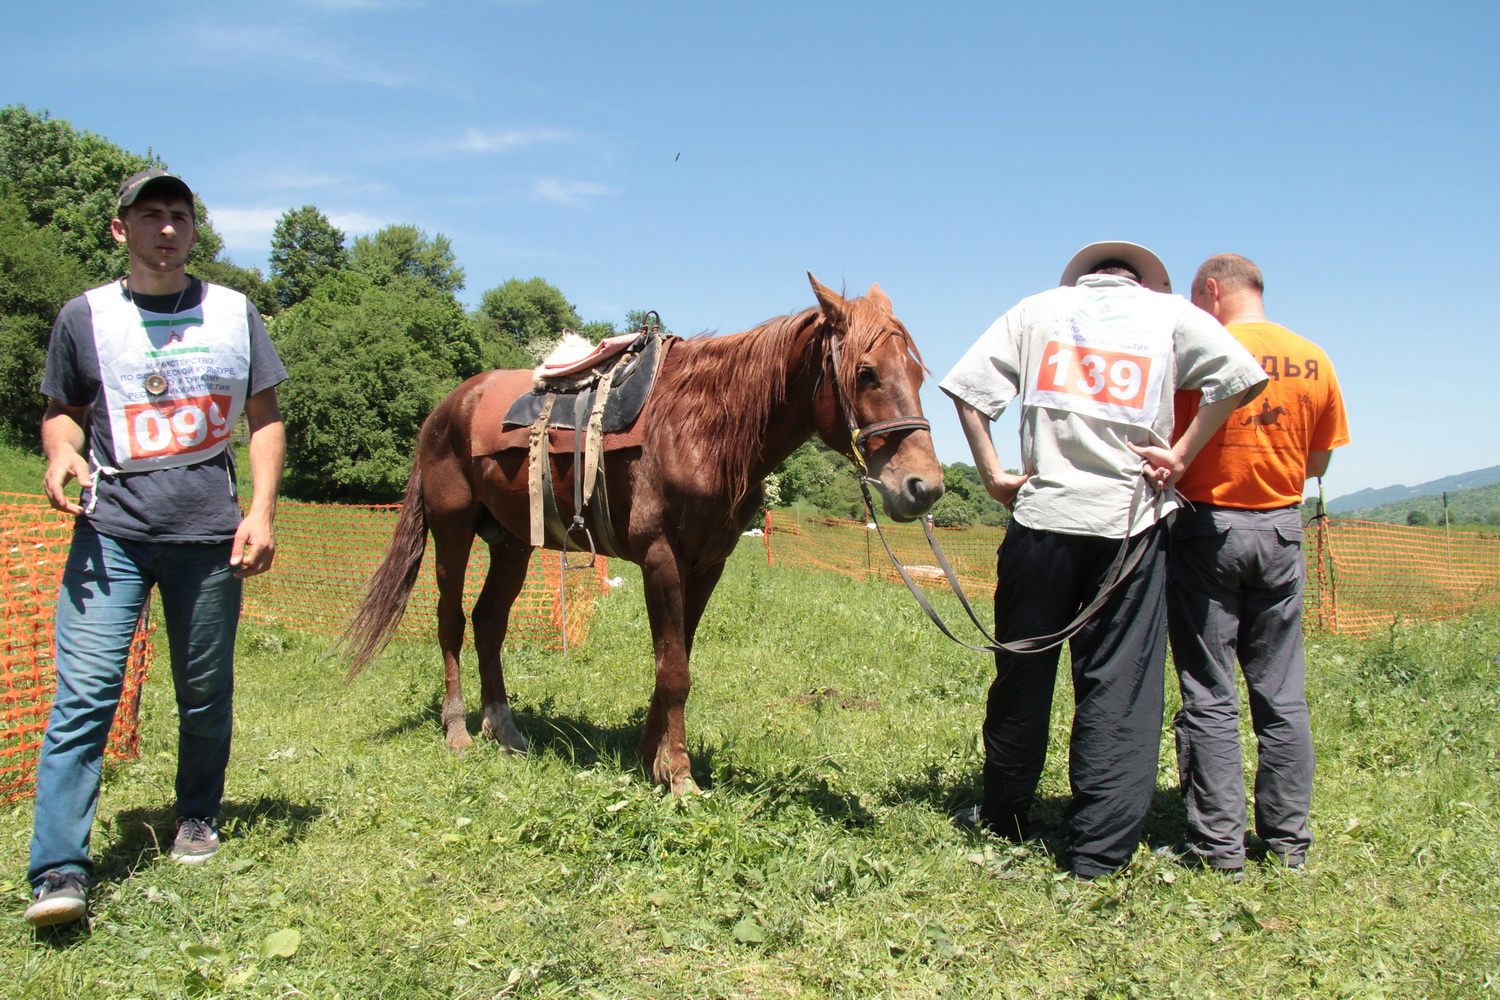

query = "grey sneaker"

[
  {"left": 170, "top": 817, "right": 220, "bottom": 864},
  {"left": 25, "top": 869, "right": 88, "bottom": 927}
]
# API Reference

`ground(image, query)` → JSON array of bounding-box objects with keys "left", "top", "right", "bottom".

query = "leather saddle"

[{"left": 502, "top": 331, "right": 670, "bottom": 434}]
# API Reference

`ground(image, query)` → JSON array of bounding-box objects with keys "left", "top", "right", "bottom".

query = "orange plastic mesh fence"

[
  {"left": 1309, "top": 519, "right": 1500, "bottom": 635},
  {"left": 0, "top": 495, "right": 607, "bottom": 803},
  {"left": 763, "top": 511, "right": 1003, "bottom": 593},
  {"left": 765, "top": 511, "right": 1500, "bottom": 637},
  {"left": 1, "top": 495, "right": 154, "bottom": 804},
  {"left": 239, "top": 501, "right": 610, "bottom": 649}
]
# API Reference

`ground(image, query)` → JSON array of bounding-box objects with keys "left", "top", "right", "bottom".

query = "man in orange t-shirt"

[{"left": 1165, "top": 254, "right": 1350, "bottom": 877}]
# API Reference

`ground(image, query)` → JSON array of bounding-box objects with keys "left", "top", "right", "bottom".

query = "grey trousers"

[{"left": 1166, "top": 504, "right": 1315, "bottom": 868}]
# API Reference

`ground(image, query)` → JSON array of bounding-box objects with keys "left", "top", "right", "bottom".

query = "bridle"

[
  {"left": 825, "top": 332, "right": 930, "bottom": 479},
  {"left": 824, "top": 325, "right": 1162, "bottom": 657}
]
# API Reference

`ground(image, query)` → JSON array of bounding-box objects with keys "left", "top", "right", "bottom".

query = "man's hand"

[
  {"left": 43, "top": 452, "right": 92, "bottom": 514},
  {"left": 1127, "top": 441, "right": 1186, "bottom": 493},
  {"left": 985, "top": 471, "right": 1032, "bottom": 509},
  {"left": 229, "top": 510, "right": 276, "bottom": 578},
  {"left": 41, "top": 402, "right": 91, "bottom": 514}
]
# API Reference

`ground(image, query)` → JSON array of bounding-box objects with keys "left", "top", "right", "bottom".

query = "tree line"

[{"left": 0, "top": 104, "right": 1005, "bottom": 524}]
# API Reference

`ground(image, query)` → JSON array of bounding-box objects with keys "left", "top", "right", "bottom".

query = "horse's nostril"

[{"left": 905, "top": 475, "right": 943, "bottom": 509}]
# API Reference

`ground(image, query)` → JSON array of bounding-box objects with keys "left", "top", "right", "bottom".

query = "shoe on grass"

[
  {"left": 1154, "top": 841, "right": 1244, "bottom": 883},
  {"left": 25, "top": 869, "right": 88, "bottom": 927},
  {"left": 170, "top": 817, "right": 220, "bottom": 864}
]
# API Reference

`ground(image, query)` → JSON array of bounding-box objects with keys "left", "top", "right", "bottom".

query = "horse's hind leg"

[{"left": 472, "top": 530, "right": 533, "bottom": 753}]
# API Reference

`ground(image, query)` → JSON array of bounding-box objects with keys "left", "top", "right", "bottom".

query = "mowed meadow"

[{"left": 2, "top": 438, "right": 1497, "bottom": 998}]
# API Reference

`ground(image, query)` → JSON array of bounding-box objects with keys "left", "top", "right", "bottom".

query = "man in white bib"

[
  {"left": 941, "top": 241, "right": 1266, "bottom": 879},
  {"left": 24, "top": 169, "right": 287, "bottom": 927}
]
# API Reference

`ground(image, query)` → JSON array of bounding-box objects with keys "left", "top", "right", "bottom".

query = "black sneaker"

[
  {"left": 170, "top": 817, "right": 220, "bottom": 864},
  {"left": 24, "top": 869, "right": 88, "bottom": 927}
]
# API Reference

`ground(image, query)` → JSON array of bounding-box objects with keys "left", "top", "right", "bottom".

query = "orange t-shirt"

[{"left": 1174, "top": 322, "right": 1351, "bottom": 508}]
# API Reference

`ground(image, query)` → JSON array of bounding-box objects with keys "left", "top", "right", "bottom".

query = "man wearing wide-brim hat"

[{"left": 940, "top": 240, "right": 1267, "bottom": 879}]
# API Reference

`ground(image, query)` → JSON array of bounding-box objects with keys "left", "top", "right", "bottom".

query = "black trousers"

[{"left": 981, "top": 521, "right": 1168, "bottom": 877}]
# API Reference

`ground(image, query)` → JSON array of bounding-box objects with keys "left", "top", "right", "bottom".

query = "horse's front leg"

[
  {"left": 472, "top": 537, "right": 533, "bottom": 753},
  {"left": 638, "top": 542, "right": 696, "bottom": 793},
  {"left": 431, "top": 525, "right": 476, "bottom": 750}
]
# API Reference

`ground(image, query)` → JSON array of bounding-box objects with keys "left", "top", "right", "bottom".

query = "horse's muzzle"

[{"left": 876, "top": 474, "right": 943, "bottom": 522}]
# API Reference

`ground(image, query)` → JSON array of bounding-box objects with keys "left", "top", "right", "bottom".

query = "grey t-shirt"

[{"left": 42, "top": 277, "right": 288, "bottom": 543}]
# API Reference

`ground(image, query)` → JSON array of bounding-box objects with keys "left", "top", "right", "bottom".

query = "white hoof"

[{"left": 480, "top": 703, "right": 529, "bottom": 754}]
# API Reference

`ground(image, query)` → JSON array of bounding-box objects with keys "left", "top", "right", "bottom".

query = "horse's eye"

[{"left": 857, "top": 365, "right": 881, "bottom": 387}]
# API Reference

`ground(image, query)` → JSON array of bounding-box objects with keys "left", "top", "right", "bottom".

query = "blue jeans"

[{"left": 28, "top": 523, "right": 242, "bottom": 888}]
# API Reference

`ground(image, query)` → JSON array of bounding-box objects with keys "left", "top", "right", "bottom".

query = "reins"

[{"left": 826, "top": 333, "right": 1162, "bottom": 657}]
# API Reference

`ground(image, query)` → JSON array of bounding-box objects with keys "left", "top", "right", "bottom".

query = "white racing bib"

[
  {"left": 1026, "top": 298, "right": 1168, "bottom": 428},
  {"left": 84, "top": 281, "right": 251, "bottom": 473}
]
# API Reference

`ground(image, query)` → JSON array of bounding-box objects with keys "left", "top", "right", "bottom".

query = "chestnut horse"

[{"left": 340, "top": 274, "right": 943, "bottom": 792}]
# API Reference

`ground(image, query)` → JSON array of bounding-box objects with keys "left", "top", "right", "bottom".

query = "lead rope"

[
  {"left": 856, "top": 473, "right": 1160, "bottom": 655},
  {"left": 827, "top": 330, "right": 1159, "bottom": 653}
]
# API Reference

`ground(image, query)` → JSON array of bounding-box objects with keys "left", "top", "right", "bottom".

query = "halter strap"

[{"left": 826, "top": 333, "right": 929, "bottom": 472}]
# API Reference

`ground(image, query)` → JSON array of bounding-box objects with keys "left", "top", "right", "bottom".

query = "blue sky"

[{"left": 4, "top": 1, "right": 1495, "bottom": 500}]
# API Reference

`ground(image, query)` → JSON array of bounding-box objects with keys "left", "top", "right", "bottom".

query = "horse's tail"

[{"left": 339, "top": 458, "right": 429, "bottom": 682}]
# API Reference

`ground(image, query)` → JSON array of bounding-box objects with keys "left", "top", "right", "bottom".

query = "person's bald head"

[{"left": 1191, "top": 253, "right": 1267, "bottom": 323}]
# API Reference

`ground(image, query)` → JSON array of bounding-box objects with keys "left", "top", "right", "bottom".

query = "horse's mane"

[{"left": 652, "top": 297, "right": 923, "bottom": 510}]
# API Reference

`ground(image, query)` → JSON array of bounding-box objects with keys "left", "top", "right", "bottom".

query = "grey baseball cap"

[{"left": 116, "top": 169, "right": 194, "bottom": 214}]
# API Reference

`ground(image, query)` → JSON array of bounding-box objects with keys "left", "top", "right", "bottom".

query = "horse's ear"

[
  {"left": 865, "top": 283, "right": 892, "bottom": 313},
  {"left": 808, "top": 272, "right": 848, "bottom": 327}
]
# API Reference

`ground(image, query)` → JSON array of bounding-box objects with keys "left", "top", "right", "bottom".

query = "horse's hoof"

[
  {"left": 481, "top": 705, "right": 529, "bottom": 754},
  {"left": 446, "top": 730, "right": 473, "bottom": 751},
  {"left": 484, "top": 728, "right": 529, "bottom": 755}
]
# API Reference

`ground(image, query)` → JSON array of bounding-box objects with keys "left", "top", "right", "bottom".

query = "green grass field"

[{"left": 4, "top": 540, "right": 1498, "bottom": 998}]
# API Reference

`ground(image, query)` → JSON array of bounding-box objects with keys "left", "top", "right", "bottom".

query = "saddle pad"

[
  {"left": 502, "top": 333, "right": 669, "bottom": 433},
  {"left": 469, "top": 369, "right": 650, "bottom": 458}
]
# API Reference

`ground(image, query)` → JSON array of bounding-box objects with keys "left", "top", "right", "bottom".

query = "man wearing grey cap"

[
  {"left": 23, "top": 169, "right": 287, "bottom": 927},
  {"left": 940, "top": 242, "right": 1266, "bottom": 879}
]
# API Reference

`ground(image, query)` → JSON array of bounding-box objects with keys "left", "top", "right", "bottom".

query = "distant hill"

[
  {"left": 1331, "top": 480, "right": 1500, "bottom": 525},
  {"left": 1327, "top": 466, "right": 1500, "bottom": 514}
]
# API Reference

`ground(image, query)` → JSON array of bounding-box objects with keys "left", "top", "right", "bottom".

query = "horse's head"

[{"left": 808, "top": 273, "right": 945, "bottom": 522}]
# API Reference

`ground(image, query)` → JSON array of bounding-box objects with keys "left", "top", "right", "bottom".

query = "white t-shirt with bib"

[{"left": 940, "top": 275, "right": 1266, "bottom": 539}]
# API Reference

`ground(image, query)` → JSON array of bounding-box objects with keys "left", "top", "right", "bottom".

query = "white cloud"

[
  {"left": 456, "top": 127, "right": 577, "bottom": 153},
  {"left": 326, "top": 211, "right": 390, "bottom": 237},
  {"left": 192, "top": 22, "right": 415, "bottom": 88},
  {"left": 532, "top": 178, "right": 616, "bottom": 208},
  {"left": 210, "top": 206, "right": 391, "bottom": 239},
  {"left": 206, "top": 207, "right": 283, "bottom": 243}
]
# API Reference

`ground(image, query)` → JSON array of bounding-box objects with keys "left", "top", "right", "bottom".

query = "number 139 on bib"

[{"left": 1037, "top": 341, "right": 1153, "bottom": 410}]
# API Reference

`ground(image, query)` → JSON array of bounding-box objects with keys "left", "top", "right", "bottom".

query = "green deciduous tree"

[
  {"left": 0, "top": 192, "right": 89, "bottom": 439},
  {"left": 474, "top": 277, "right": 584, "bottom": 370},
  {"left": 0, "top": 104, "right": 224, "bottom": 281},
  {"left": 940, "top": 461, "right": 1010, "bottom": 526},
  {"left": 350, "top": 224, "right": 463, "bottom": 295},
  {"left": 272, "top": 270, "right": 480, "bottom": 501},
  {"left": 774, "top": 441, "right": 839, "bottom": 505},
  {"left": 476, "top": 277, "right": 581, "bottom": 341},
  {"left": 190, "top": 258, "right": 278, "bottom": 319},
  {"left": 269, "top": 206, "right": 348, "bottom": 309}
]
